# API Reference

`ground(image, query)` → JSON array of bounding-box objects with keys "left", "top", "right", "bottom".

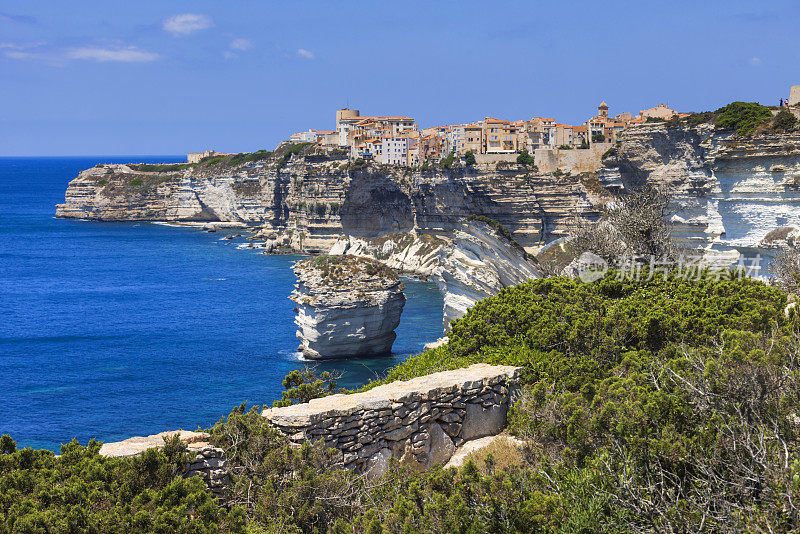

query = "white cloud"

[
  {"left": 229, "top": 38, "right": 253, "bottom": 52},
  {"left": 163, "top": 13, "right": 213, "bottom": 36},
  {"left": 67, "top": 46, "right": 159, "bottom": 63},
  {"left": 1, "top": 41, "right": 48, "bottom": 61},
  {"left": 296, "top": 48, "right": 314, "bottom": 60},
  {"left": 749, "top": 56, "right": 762, "bottom": 67}
]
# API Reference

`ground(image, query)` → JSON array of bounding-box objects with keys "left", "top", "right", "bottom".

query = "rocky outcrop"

[
  {"left": 291, "top": 256, "right": 406, "bottom": 359},
  {"left": 433, "top": 220, "right": 541, "bottom": 329},
  {"left": 56, "top": 149, "right": 602, "bottom": 253},
  {"left": 262, "top": 363, "right": 522, "bottom": 475},
  {"left": 601, "top": 124, "right": 800, "bottom": 251},
  {"left": 99, "top": 430, "right": 229, "bottom": 500},
  {"left": 328, "top": 232, "right": 447, "bottom": 276}
]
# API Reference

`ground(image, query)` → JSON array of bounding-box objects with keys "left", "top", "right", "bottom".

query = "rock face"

[
  {"left": 56, "top": 148, "right": 602, "bottom": 253},
  {"left": 57, "top": 130, "right": 800, "bottom": 258},
  {"left": 328, "top": 232, "right": 448, "bottom": 276},
  {"left": 262, "top": 363, "right": 522, "bottom": 475},
  {"left": 601, "top": 124, "right": 800, "bottom": 252},
  {"left": 433, "top": 220, "right": 541, "bottom": 330},
  {"left": 98, "top": 429, "right": 210, "bottom": 458},
  {"left": 291, "top": 256, "right": 406, "bottom": 359}
]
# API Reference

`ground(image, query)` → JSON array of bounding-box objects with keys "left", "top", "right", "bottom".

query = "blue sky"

[{"left": 1, "top": 0, "right": 798, "bottom": 156}]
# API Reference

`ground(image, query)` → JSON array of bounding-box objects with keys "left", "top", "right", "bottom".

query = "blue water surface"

[{"left": 0, "top": 156, "right": 443, "bottom": 451}]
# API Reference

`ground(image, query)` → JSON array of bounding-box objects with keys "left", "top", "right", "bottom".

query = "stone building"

[{"left": 789, "top": 85, "right": 800, "bottom": 107}]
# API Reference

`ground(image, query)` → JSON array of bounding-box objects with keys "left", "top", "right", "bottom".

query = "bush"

[
  {"left": 464, "top": 150, "right": 476, "bottom": 166},
  {"left": 557, "top": 144, "right": 573, "bottom": 150},
  {"left": 774, "top": 110, "right": 799, "bottom": 132},
  {"left": 715, "top": 101, "right": 774, "bottom": 135},
  {"left": 601, "top": 147, "right": 617, "bottom": 159},
  {"left": 591, "top": 133, "right": 606, "bottom": 143},
  {"left": 0, "top": 436, "right": 245, "bottom": 533},
  {"left": 685, "top": 101, "right": 774, "bottom": 136},
  {"left": 516, "top": 149, "right": 535, "bottom": 166},
  {"left": 440, "top": 150, "right": 456, "bottom": 169}
]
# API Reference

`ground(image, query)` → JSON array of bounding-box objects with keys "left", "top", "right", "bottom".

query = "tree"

[
  {"left": 769, "top": 246, "right": 800, "bottom": 293},
  {"left": 440, "top": 150, "right": 456, "bottom": 169},
  {"left": 516, "top": 149, "right": 535, "bottom": 166},
  {"left": 464, "top": 150, "right": 476, "bottom": 166},
  {"left": 573, "top": 184, "right": 676, "bottom": 263},
  {"left": 591, "top": 133, "right": 606, "bottom": 143},
  {"left": 579, "top": 138, "right": 590, "bottom": 149}
]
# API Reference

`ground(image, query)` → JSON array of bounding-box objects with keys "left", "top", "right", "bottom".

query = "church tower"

[{"left": 598, "top": 101, "right": 609, "bottom": 119}]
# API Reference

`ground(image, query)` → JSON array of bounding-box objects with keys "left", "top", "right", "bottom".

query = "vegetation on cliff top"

[
  {"left": 681, "top": 101, "right": 797, "bottom": 135},
  {"left": 300, "top": 254, "right": 399, "bottom": 283}
]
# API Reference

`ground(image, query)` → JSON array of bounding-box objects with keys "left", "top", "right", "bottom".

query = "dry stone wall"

[{"left": 262, "top": 364, "right": 522, "bottom": 475}]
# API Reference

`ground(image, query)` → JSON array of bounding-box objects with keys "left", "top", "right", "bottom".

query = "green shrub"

[
  {"left": 440, "top": 150, "right": 456, "bottom": 169},
  {"left": 602, "top": 147, "right": 618, "bottom": 159},
  {"left": 715, "top": 101, "right": 773, "bottom": 135},
  {"left": 684, "top": 101, "right": 773, "bottom": 135},
  {"left": 773, "top": 110, "right": 798, "bottom": 132},
  {"left": 0, "top": 435, "right": 245, "bottom": 533},
  {"left": 464, "top": 150, "right": 476, "bottom": 166},
  {"left": 516, "top": 149, "right": 535, "bottom": 166}
]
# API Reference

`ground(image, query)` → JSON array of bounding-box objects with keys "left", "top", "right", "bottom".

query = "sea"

[{"left": 0, "top": 156, "right": 444, "bottom": 451}]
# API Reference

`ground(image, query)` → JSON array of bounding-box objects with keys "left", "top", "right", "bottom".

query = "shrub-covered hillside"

[{"left": 3, "top": 273, "right": 800, "bottom": 532}]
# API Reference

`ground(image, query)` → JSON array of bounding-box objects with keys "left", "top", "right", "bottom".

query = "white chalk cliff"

[
  {"left": 291, "top": 256, "right": 406, "bottom": 359},
  {"left": 433, "top": 220, "right": 541, "bottom": 330},
  {"left": 328, "top": 232, "right": 447, "bottom": 277}
]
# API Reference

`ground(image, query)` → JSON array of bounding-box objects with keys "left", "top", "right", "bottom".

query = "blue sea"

[{"left": 0, "top": 156, "right": 443, "bottom": 451}]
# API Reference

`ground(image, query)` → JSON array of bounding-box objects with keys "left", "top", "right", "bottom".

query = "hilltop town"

[
  {"left": 190, "top": 101, "right": 686, "bottom": 167},
  {"left": 189, "top": 84, "right": 800, "bottom": 168}
]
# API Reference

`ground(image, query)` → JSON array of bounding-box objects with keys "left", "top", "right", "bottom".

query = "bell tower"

[{"left": 598, "top": 101, "right": 609, "bottom": 119}]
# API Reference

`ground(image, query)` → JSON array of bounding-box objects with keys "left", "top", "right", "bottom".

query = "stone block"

[
  {"left": 364, "top": 448, "right": 392, "bottom": 477},
  {"left": 460, "top": 401, "right": 508, "bottom": 441},
  {"left": 427, "top": 422, "right": 456, "bottom": 467}
]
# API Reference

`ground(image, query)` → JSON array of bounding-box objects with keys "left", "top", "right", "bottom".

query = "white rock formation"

[
  {"left": 329, "top": 232, "right": 447, "bottom": 276},
  {"left": 291, "top": 256, "right": 406, "bottom": 359},
  {"left": 433, "top": 220, "right": 541, "bottom": 330}
]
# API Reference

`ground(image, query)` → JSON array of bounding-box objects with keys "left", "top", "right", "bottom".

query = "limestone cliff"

[
  {"left": 601, "top": 124, "right": 800, "bottom": 250},
  {"left": 328, "top": 232, "right": 447, "bottom": 276},
  {"left": 291, "top": 256, "right": 406, "bottom": 359},
  {"left": 56, "top": 148, "right": 601, "bottom": 253},
  {"left": 433, "top": 220, "right": 541, "bottom": 329}
]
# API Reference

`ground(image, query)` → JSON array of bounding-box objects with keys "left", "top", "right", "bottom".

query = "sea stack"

[{"left": 291, "top": 255, "right": 406, "bottom": 359}]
